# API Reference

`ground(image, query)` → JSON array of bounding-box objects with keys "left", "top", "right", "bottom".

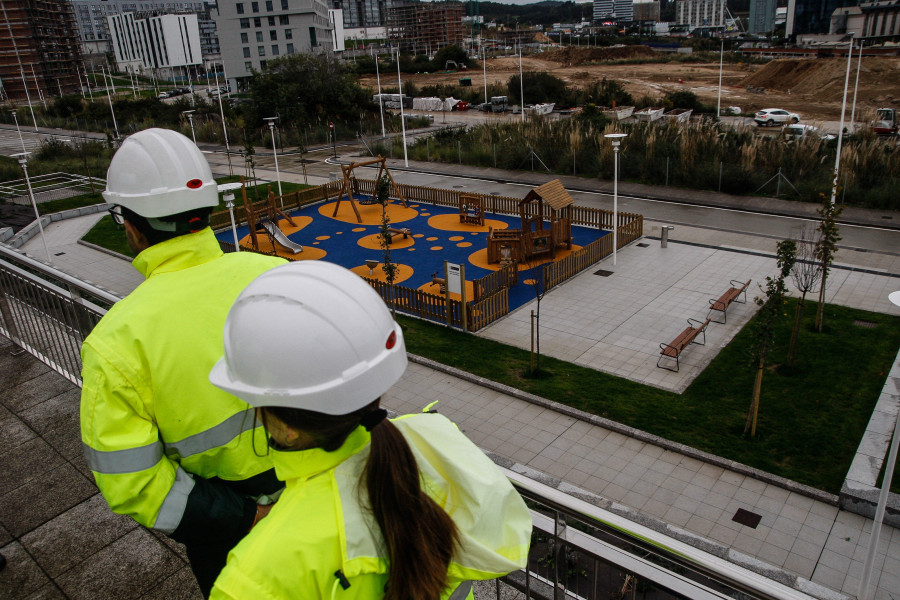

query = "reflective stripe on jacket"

[
  {"left": 210, "top": 412, "right": 533, "bottom": 600},
  {"left": 80, "top": 228, "right": 285, "bottom": 531}
]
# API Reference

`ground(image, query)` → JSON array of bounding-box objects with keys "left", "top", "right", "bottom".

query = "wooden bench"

[
  {"left": 657, "top": 318, "right": 710, "bottom": 372},
  {"left": 386, "top": 227, "right": 411, "bottom": 240},
  {"left": 707, "top": 279, "right": 751, "bottom": 323}
]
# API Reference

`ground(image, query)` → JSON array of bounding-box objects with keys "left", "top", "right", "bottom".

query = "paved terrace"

[{"left": 3, "top": 157, "right": 900, "bottom": 600}]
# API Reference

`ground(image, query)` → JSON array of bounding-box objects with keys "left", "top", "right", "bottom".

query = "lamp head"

[
  {"left": 11, "top": 151, "right": 30, "bottom": 165},
  {"left": 605, "top": 132, "right": 627, "bottom": 148}
]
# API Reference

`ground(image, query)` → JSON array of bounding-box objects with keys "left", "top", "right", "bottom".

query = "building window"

[
  {"left": 258, "top": 45, "right": 265, "bottom": 56},
  {"left": 279, "top": 15, "right": 289, "bottom": 25},
  {"left": 243, "top": 47, "right": 250, "bottom": 57},
  {"left": 256, "top": 31, "right": 263, "bottom": 42},
  {"left": 240, "top": 32, "right": 248, "bottom": 43},
  {"left": 260, "top": 60, "right": 267, "bottom": 69},
  {"left": 245, "top": 61, "right": 252, "bottom": 71},
  {"left": 286, "top": 43, "right": 294, "bottom": 54},
  {"left": 236, "top": 2, "right": 244, "bottom": 14},
  {"left": 272, "top": 44, "right": 279, "bottom": 55},
  {"left": 251, "top": 1, "right": 259, "bottom": 12},
  {"left": 268, "top": 16, "right": 276, "bottom": 26},
  {"left": 309, "top": 26, "right": 316, "bottom": 47},
  {"left": 270, "top": 29, "right": 277, "bottom": 40},
  {"left": 281, "top": 0, "right": 288, "bottom": 8},
  {"left": 240, "top": 18, "right": 249, "bottom": 28},
  {"left": 265, "top": 0, "right": 273, "bottom": 11},
  {"left": 254, "top": 17, "right": 261, "bottom": 27},
  {"left": 284, "top": 28, "right": 292, "bottom": 39}
]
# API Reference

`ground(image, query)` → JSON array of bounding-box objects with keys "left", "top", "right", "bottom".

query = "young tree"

[
  {"left": 376, "top": 175, "right": 398, "bottom": 317},
  {"left": 814, "top": 196, "right": 843, "bottom": 332},
  {"left": 745, "top": 240, "right": 796, "bottom": 438},
  {"left": 787, "top": 225, "right": 821, "bottom": 368}
]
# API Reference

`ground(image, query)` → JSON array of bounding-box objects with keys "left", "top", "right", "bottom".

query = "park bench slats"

[
  {"left": 708, "top": 279, "right": 751, "bottom": 323},
  {"left": 657, "top": 318, "right": 710, "bottom": 372}
]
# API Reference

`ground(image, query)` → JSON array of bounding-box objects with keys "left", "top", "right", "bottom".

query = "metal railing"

[
  {"left": 0, "top": 246, "right": 836, "bottom": 600},
  {"left": 0, "top": 245, "right": 118, "bottom": 386},
  {"left": 0, "top": 172, "right": 105, "bottom": 206}
]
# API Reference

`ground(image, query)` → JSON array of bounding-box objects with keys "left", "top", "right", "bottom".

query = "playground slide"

[{"left": 262, "top": 221, "right": 303, "bottom": 254}]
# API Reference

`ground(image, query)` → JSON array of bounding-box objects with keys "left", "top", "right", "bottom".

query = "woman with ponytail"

[{"left": 208, "top": 261, "right": 532, "bottom": 600}]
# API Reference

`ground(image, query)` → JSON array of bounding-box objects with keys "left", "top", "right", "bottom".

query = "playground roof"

[{"left": 522, "top": 179, "right": 574, "bottom": 211}]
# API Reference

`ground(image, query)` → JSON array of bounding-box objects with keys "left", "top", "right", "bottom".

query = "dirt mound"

[
  {"left": 541, "top": 45, "right": 656, "bottom": 67},
  {"left": 740, "top": 57, "right": 900, "bottom": 105}
]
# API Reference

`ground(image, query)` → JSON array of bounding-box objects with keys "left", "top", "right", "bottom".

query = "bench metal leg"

[
  {"left": 656, "top": 354, "right": 679, "bottom": 372},
  {"left": 707, "top": 308, "right": 726, "bottom": 324}
]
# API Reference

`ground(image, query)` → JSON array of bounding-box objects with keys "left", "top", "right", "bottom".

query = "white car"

[
  {"left": 782, "top": 123, "right": 835, "bottom": 141},
  {"left": 755, "top": 108, "right": 800, "bottom": 127}
]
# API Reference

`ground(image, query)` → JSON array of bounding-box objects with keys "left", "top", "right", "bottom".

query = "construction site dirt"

[{"left": 358, "top": 48, "right": 900, "bottom": 129}]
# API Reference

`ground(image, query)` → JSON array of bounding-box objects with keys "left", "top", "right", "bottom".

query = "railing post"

[
  {"left": 554, "top": 511, "right": 566, "bottom": 600},
  {"left": 0, "top": 277, "right": 21, "bottom": 343}
]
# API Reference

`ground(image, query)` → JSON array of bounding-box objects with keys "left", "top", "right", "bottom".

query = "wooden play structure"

[
  {"left": 243, "top": 183, "right": 301, "bottom": 253},
  {"left": 331, "top": 156, "right": 407, "bottom": 223},
  {"left": 486, "top": 179, "right": 574, "bottom": 265},
  {"left": 459, "top": 193, "right": 485, "bottom": 226}
]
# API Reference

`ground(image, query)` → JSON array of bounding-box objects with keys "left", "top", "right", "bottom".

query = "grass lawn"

[
  {"left": 81, "top": 215, "right": 134, "bottom": 258},
  {"left": 399, "top": 298, "right": 900, "bottom": 495},
  {"left": 38, "top": 192, "right": 105, "bottom": 215}
]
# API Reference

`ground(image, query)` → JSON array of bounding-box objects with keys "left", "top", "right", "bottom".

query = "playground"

[{"left": 214, "top": 175, "right": 610, "bottom": 315}]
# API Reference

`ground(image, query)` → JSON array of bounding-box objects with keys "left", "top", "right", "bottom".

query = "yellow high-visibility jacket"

[
  {"left": 80, "top": 228, "right": 285, "bottom": 533},
  {"left": 211, "top": 413, "right": 533, "bottom": 600}
]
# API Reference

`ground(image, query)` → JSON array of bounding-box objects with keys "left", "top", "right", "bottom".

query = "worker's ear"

[{"left": 123, "top": 219, "right": 151, "bottom": 254}]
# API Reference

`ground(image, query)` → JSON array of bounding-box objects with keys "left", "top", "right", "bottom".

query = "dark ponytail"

[
  {"left": 260, "top": 402, "right": 460, "bottom": 600},
  {"left": 364, "top": 418, "right": 460, "bottom": 600}
]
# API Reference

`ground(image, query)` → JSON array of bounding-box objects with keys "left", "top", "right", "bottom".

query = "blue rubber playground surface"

[{"left": 216, "top": 196, "right": 608, "bottom": 313}]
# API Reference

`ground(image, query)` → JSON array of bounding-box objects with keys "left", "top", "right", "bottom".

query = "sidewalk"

[{"left": 3, "top": 157, "right": 900, "bottom": 599}]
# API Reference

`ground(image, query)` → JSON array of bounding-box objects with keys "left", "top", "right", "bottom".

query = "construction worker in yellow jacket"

[
  {"left": 80, "top": 128, "right": 285, "bottom": 596},
  {"left": 208, "top": 261, "right": 533, "bottom": 600}
]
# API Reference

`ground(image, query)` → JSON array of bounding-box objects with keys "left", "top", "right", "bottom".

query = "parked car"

[
  {"left": 157, "top": 91, "right": 171, "bottom": 99},
  {"left": 754, "top": 108, "right": 800, "bottom": 127},
  {"left": 782, "top": 123, "right": 835, "bottom": 141}
]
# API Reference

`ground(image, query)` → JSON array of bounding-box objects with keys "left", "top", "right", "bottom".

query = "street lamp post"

[
  {"left": 716, "top": 38, "right": 724, "bottom": 118},
  {"left": 10, "top": 110, "right": 26, "bottom": 154},
  {"left": 396, "top": 48, "right": 409, "bottom": 167},
  {"left": 263, "top": 117, "right": 283, "bottom": 202},
  {"left": 101, "top": 65, "right": 120, "bottom": 141},
  {"left": 11, "top": 152, "right": 52, "bottom": 265},
  {"left": 374, "top": 51, "right": 385, "bottom": 138},
  {"left": 214, "top": 68, "right": 234, "bottom": 176},
  {"left": 831, "top": 34, "right": 855, "bottom": 205},
  {"left": 182, "top": 110, "right": 197, "bottom": 145},
  {"left": 604, "top": 133, "right": 627, "bottom": 266},
  {"left": 218, "top": 182, "right": 244, "bottom": 252}
]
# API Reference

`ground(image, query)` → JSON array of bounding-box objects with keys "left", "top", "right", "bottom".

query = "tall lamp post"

[
  {"left": 182, "top": 110, "right": 196, "bottom": 145},
  {"left": 213, "top": 67, "right": 234, "bottom": 176},
  {"left": 11, "top": 152, "right": 52, "bottom": 265},
  {"left": 716, "top": 37, "right": 724, "bottom": 118},
  {"left": 218, "top": 182, "right": 244, "bottom": 252},
  {"left": 857, "top": 288, "right": 900, "bottom": 600},
  {"left": 10, "top": 109, "right": 26, "bottom": 154},
  {"left": 263, "top": 117, "right": 283, "bottom": 202},
  {"left": 396, "top": 48, "right": 409, "bottom": 167},
  {"left": 604, "top": 133, "right": 627, "bottom": 266},
  {"left": 830, "top": 34, "right": 855, "bottom": 205}
]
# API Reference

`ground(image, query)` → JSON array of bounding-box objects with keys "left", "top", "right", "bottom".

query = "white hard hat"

[
  {"left": 209, "top": 261, "right": 408, "bottom": 414},
  {"left": 103, "top": 128, "right": 218, "bottom": 218}
]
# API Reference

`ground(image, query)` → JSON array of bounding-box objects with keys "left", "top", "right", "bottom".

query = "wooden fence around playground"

[{"left": 211, "top": 177, "right": 643, "bottom": 332}]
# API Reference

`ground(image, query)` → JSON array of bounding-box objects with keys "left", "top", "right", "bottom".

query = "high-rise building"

[
  {"left": 676, "top": 0, "right": 726, "bottom": 27},
  {"left": 330, "top": 0, "right": 390, "bottom": 29},
  {"left": 69, "top": 0, "right": 219, "bottom": 66},
  {"left": 386, "top": 1, "right": 463, "bottom": 54},
  {"left": 748, "top": 0, "right": 776, "bottom": 33},
  {"left": 0, "top": 0, "right": 83, "bottom": 101},
  {"left": 213, "top": 0, "right": 333, "bottom": 83},
  {"left": 786, "top": 0, "right": 859, "bottom": 38},
  {"left": 593, "top": 0, "right": 635, "bottom": 23},
  {"left": 108, "top": 12, "right": 202, "bottom": 74}
]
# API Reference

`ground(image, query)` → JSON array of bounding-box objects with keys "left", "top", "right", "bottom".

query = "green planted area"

[{"left": 398, "top": 298, "right": 900, "bottom": 494}]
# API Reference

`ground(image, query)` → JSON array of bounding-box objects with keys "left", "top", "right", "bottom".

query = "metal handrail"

[{"left": 0, "top": 247, "right": 844, "bottom": 600}]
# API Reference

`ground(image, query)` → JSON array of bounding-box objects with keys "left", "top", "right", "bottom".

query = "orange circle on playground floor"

[
  {"left": 413, "top": 233, "right": 425, "bottom": 238},
  {"left": 357, "top": 232, "right": 415, "bottom": 250},
  {"left": 418, "top": 280, "right": 475, "bottom": 302},
  {"left": 430, "top": 246, "right": 443, "bottom": 251},
  {"left": 457, "top": 242, "right": 472, "bottom": 248},
  {"left": 449, "top": 236, "right": 464, "bottom": 241},
  {"left": 268, "top": 216, "right": 313, "bottom": 236},
  {"left": 350, "top": 263, "right": 413, "bottom": 284},
  {"left": 316, "top": 235, "right": 330, "bottom": 241},
  {"left": 467, "top": 244, "right": 583, "bottom": 272},
  {"left": 319, "top": 201, "right": 418, "bottom": 225},
  {"left": 240, "top": 234, "right": 327, "bottom": 261},
  {"left": 426, "top": 236, "right": 438, "bottom": 241},
  {"left": 427, "top": 214, "right": 509, "bottom": 233},
  {"left": 352, "top": 227, "right": 366, "bottom": 233}
]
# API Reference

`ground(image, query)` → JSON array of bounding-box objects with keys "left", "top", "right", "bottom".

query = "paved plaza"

[{"left": 2, "top": 155, "right": 900, "bottom": 600}]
